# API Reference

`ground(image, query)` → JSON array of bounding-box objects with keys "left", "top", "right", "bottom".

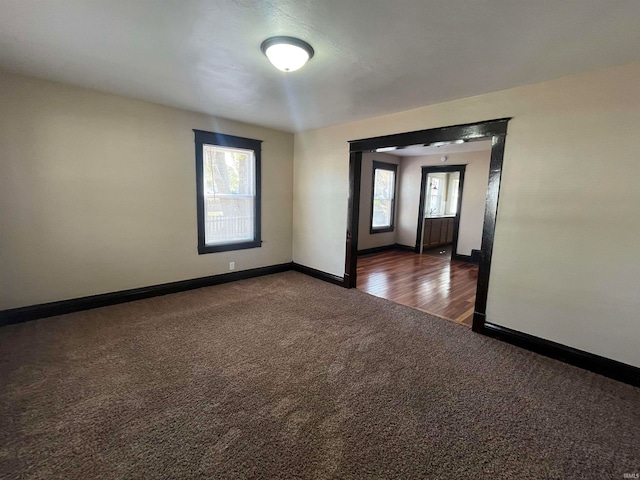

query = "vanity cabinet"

[{"left": 423, "top": 217, "right": 455, "bottom": 248}]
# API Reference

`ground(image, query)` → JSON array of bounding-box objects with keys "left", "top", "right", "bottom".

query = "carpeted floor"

[{"left": 1, "top": 271, "right": 638, "bottom": 479}]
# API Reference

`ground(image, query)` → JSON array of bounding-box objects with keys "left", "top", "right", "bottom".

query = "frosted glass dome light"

[{"left": 261, "top": 36, "right": 314, "bottom": 72}]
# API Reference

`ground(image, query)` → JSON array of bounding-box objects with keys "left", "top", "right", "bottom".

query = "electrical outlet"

[{"left": 229, "top": 261, "right": 235, "bottom": 271}]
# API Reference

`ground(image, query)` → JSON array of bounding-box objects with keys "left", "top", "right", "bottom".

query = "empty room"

[{"left": 1, "top": 1, "right": 639, "bottom": 479}]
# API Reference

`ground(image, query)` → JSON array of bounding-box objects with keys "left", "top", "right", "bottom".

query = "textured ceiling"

[{"left": 1, "top": 0, "right": 640, "bottom": 132}]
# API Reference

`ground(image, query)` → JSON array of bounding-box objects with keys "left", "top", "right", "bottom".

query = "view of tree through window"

[
  {"left": 194, "top": 130, "right": 261, "bottom": 254},
  {"left": 371, "top": 162, "right": 397, "bottom": 232},
  {"left": 203, "top": 145, "right": 255, "bottom": 245}
]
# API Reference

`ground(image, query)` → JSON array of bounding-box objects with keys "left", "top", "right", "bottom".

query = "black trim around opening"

[
  {"left": 344, "top": 117, "right": 640, "bottom": 386},
  {"left": 345, "top": 118, "right": 511, "bottom": 336},
  {"left": 349, "top": 118, "right": 510, "bottom": 153},
  {"left": 194, "top": 129, "right": 262, "bottom": 254}
]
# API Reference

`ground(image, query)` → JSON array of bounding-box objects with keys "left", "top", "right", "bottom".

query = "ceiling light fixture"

[
  {"left": 261, "top": 36, "right": 314, "bottom": 72},
  {"left": 428, "top": 139, "right": 466, "bottom": 147},
  {"left": 375, "top": 146, "right": 397, "bottom": 152}
]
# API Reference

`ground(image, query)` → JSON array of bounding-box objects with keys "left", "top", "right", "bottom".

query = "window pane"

[
  {"left": 372, "top": 199, "right": 392, "bottom": 227},
  {"left": 372, "top": 168, "right": 395, "bottom": 228},
  {"left": 204, "top": 196, "right": 254, "bottom": 244},
  {"left": 427, "top": 177, "right": 444, "bottom": 216},
  {"left": 449, "top": 178, "right": 459, "bottom": 215},
  {"left": 203, "top": 144, "right": 255, "bottom": 245}
]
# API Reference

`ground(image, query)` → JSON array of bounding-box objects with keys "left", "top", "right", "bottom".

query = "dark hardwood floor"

[{"left": 356, "top": 249, "right": 478, "bottom": 327}]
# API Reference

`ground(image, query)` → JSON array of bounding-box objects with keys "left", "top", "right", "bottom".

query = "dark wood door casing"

[{"left": 345, "top": 118, "right": 510, "bottom": 334}]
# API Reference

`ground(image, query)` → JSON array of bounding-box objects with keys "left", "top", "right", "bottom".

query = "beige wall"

[
  {"left": 0, "top": 71, "right": 294, "bottom": 309},
  {"left": 396, "top": 150, "right": 490, "bottom": 255},
  {"left": 357, "top": 152, "right": 400, "bottom": 251},
  {"left": 3, "top": 62, "right": 639, "bottom": 368},
  {"left": 293, "top": 62, "right": 640, "bottom": 368}
]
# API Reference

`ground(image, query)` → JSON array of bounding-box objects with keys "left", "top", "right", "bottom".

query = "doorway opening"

[
  {"left": 345, "top": 118, "right": 510, "bottom": 333},
  {"left": 356, "top": 157, "right": 481, "bottom": 325},
  {"left": 417, "top": 165, "right": 466, "bottom": 259}
]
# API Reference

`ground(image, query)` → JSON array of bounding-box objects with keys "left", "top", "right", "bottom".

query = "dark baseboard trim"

[
  {"left": 292, "top": 263, "right": 345, "bottom": 287},
  {"left": 481, "top": 321, "right": 640, "bottom": 388},
  {"left": 6, "top": 264, "right": 637, "bottom": 387},
  {"left": 452, "top": 253, "right": 478, "bottom": 264},
  {"left": 0, "top": 263, "right": 293, "bottom": 327},
  {"left": 1, "top": 262, "right": 349, "bottom": 327},
  {"left": 394, "top": 243, "right": 416, "bottom": 252},
  {"left": 357, "top": 243, "right": 415, "bottom": 256},
  {"left": 357, "top": 244, "right": 396, "bottom": 256}
]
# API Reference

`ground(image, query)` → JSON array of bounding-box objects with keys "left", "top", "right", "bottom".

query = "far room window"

[
  {"left": 426, "top": 172, "right": 460, "bottom": 217},
  {"left": 194, "top": 130, "right": 262, "bottom": 254},
  {"left": 370, "top": 161, "right": 398, "bottom": 234},
  {"left": 427, "top": 176, "right": 444, "bottom": 216}
]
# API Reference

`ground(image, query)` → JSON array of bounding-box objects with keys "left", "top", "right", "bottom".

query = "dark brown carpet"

[{"left": 1, "top": 271, "right": 638, "bottom": 479}]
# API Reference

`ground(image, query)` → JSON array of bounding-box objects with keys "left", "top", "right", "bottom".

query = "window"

[
  {"left": 447, "top": 177, "right": 460, "bottom": 215},
  {"left": 427, "top": 176, "right": 444, "bottom": 216},
  {"left": 370, "top": 161, "right": 398, "bottom": 233},
  {"left": 426, "top": 172, "right": 460, "bottom": 216},
  {"left": 194, "top": 130, "right": 262, "bottom": 254}
]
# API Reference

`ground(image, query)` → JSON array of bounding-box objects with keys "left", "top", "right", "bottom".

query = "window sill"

[
  {"left": 370, "top": 227, "right": 394, "bottom": 234},
  {"left": 198, "top": 240, "right": 262, "bottom": 254}
]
